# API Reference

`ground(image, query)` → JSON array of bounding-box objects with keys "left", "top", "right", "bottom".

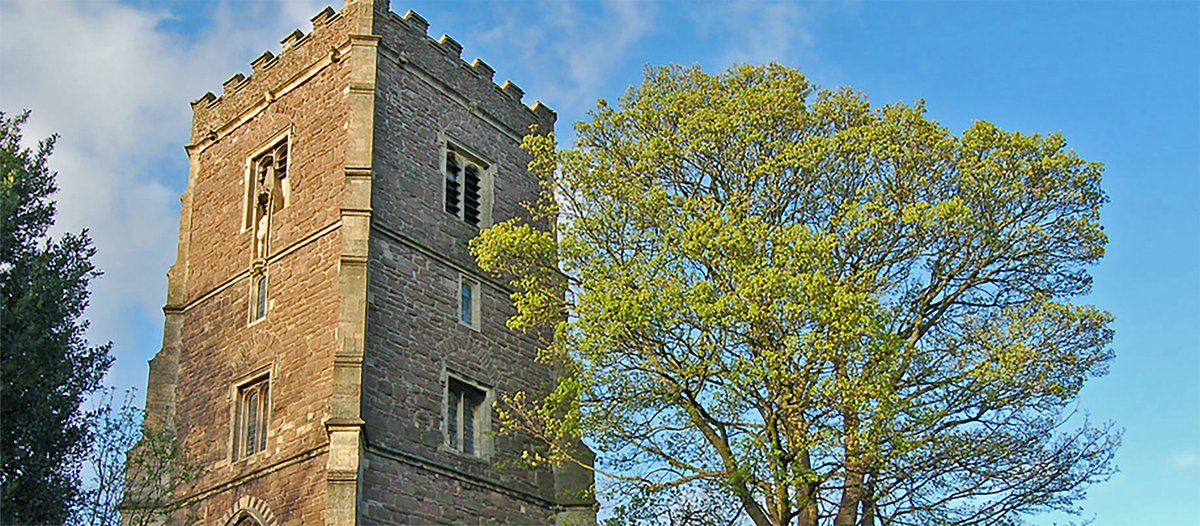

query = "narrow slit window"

[
  {"left": 251, "top": 274, "right": 268, "bottom": 322},
  {"left": 460, "top": 280, "right": 473, "bottom": 326},
  {"left": 458, "top": 277, "right": 479, "bottom": 329}
]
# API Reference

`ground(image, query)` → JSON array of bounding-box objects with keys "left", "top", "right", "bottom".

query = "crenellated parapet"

[
  {"left": 188, "top": 1, "right": 555, "bottom": 148},
  {"left": 188, "top": 5, "right": 355, "bottom": 145},
  {"left": 378, "top": 8, "right": 556, "bottom": 137}
]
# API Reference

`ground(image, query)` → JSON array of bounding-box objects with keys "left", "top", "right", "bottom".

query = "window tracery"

[{"left": 244, "top": 137, "right": 289, "bottom": 323}]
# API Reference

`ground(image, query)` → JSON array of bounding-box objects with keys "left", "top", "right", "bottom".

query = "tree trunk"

[
  {"left": 859, "top": 499, "right": 876, "bottom": 526},
  {"left": 834, "top": 469, "right": 863, "bottom": 526},
  {"left": 795, "top": 451, "right": 819, "bottom": 526},
  {"left": 739, "top": 491, "right": 774, "bottom": 526},
  {"left": 859, "top": 474, "right": 877, "bottom": 526},
  {"left": 795, "top": 486, "right": 818, "bottom": 526}
]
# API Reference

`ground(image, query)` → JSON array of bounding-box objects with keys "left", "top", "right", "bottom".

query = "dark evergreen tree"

[{"left": 1, "top": 110, "right": 113, "bottom": 525}]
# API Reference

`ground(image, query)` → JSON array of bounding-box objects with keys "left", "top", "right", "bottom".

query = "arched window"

[{"left": 233, "top": 375, "right": 269, "bottom": 460}]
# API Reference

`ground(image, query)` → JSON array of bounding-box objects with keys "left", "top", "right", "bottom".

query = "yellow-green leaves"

[{"left": 472, "top": 63, "right": 1115, "bottom": 525}]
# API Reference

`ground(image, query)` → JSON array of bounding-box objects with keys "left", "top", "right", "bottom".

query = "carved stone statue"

[{"left": 255, "top": 192, "right": 270, "bottom": 258}]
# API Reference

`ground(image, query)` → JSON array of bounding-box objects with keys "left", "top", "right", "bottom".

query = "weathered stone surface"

[{"left": 135, "top": 0, "right": 594, "bottom": 524}]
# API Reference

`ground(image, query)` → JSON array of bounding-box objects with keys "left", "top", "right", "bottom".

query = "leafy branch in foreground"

[{"left": 70, "top": 388, "right": 204, "bottom": 526}]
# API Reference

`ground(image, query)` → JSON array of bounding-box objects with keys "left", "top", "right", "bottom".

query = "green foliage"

[
  {"left": 70, "top": 386, "right": 204, "bottom": 526},
  {"left": 69, "top": 389, "right": 204, "bottom": 526},
  {"left": 70, "top": 389, "right": 142, "bottom": 526},
  {"left": 1, "top": 110, "right": 114, "bottom": 524},
  {"left": 472, "top": 64, "right": 1117, "bottom": 526}
]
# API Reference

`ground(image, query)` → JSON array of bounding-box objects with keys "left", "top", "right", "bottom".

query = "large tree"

[
  {"left": 472, "top": 65, "right": 1117, "bottom": 526},
  {"left": 1, "top": 110, "right": 113, "bottom": 524}
]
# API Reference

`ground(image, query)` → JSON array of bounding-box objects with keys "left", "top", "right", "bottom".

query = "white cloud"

[
  {"left": 693, "top": 1, "right": 816, "bottom": 67},
  {"left": 475, "top": 0, "right": 656, "bottom": 118},
  {"left": 1172, "top": 451, "right": 1200, "bottom": 470},
  {"left": 0, "top": 0, "right": 326, "bottom": 396}
]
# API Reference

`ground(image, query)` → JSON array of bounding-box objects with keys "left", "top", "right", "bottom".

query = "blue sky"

[{"left": 1, "top": 0, "right": 1196, "bottom": 523}]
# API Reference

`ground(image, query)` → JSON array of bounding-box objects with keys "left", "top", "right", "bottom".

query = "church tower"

[{"left": 130, "top": 1, "right": 595, "bottom": 523}]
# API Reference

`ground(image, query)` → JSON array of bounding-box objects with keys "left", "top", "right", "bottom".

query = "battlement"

[
  {"left": 188, "top": 3, "right": 351, "bottom": 144},
  {"left": 379, "top": 8, "right": 555, "bottom": 134},
  {"left": 189, "top": 1, "right": 554, "bottom": 146}
]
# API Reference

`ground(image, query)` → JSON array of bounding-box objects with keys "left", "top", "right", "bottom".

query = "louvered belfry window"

[
  {"left": 444, "top": 145, "right": 487, "bottom": 228},
  {"left": 444, "top": 151, "right": 461, "bottom": 217}
]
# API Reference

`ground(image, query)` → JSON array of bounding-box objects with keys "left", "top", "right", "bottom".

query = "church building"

[{"left": 128, "top": 1, "right": 595, "bottom": 523}]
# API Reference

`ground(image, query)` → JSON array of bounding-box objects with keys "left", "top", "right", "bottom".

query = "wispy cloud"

[
  {"left": 693, "top": 1, "right": 817, "bottom": 67},
  {"left": 0, "top": 0, "right": 326, "bottom": 392},
  {"left": 690, "top": 1, "right": 880, "bottom": 96},
  {"left": 475, "top": 0, "right": 656, "bottom": 118},
  {"left": 1171, "top": 451, "right": 1200, "bottom": 470}
]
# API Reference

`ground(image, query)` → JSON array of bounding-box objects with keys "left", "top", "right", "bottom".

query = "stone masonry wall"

[
  {"left": 368, "top": 10, "right": 554, "bottom": 271},
  {"left": 176, "top": 232, "right": 339, "bottom": 506},
  {"left": 170, "top": 4, "right": 354, "bottom": 523},
  {"left": 362, "top": 241, "right": 560, "bottom": 520},
  {"left": 183, "top": 34, "right": 351, "bottom": 299},
  {"left": 363, "top": 454, "right": 556, "bottom": 525},
  {"left": 360, "top": 7, "right": 566, "bottom": 523},
  {"left": 186, "top": 457, "right": 326, "bottom": 525},
  {"left": 149, "top": 1, "right": 589, "bottom": 523}
]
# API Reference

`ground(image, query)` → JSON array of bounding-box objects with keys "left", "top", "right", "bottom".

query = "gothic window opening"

[
  {"left": 443, "top": 144, "right": 489, "bottom": 228},
  {"left": 446, "top": 376, "right": 487, "bottom": 456},
  {"left": 244, "top": 138, "right": 290, "bottom": 259},
  {"left": 234, "top": 375, "right": 270, "bottom": 460},
  {"left": 244, "top": 136, "right": 288, "bottom": 324}
]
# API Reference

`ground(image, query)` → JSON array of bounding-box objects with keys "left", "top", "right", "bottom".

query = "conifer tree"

[{"left": 1, "top": 110, "right": 113, "bottom": 524}]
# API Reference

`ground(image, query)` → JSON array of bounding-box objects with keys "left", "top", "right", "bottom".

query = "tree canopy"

[
  {"left": 1, "top": 110, "right": 113, "bottom": 524},
  {"left": 471, "top": 64, "right": 1117, "bottom": 526}
]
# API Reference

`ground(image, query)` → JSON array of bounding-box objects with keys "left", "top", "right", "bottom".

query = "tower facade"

[{"left": 132, "top": 1, "right": 594, "bottom": 523}]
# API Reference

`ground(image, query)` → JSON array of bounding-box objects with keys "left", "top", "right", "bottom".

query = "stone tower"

[{"left": 130, "top": 1, "right": 595, "bottom": 523}]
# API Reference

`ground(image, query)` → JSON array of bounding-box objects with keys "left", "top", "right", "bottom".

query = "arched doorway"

[
  {"left": 230, "top": 511, "right": 264, "bottom": 526},
  {"left": 220, "top": 496, "right": 277, "bottom": 526}
]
